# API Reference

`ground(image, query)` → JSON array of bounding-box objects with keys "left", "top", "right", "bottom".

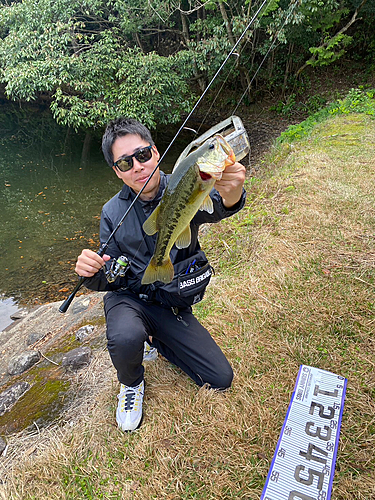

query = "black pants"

[{"left": 103, "top": 291, "right": 233, "bottom": 389}]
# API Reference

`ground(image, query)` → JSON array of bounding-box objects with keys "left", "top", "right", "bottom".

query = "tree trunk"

[
  {"left": 218, "top": 0, "right": 236, "bottom": 47},
  {"left": 180, "top": 12, "right": 206, "bottom": 92},
  {"left": 282, "top": 43, "right": 294, "bottom": 98},
  {"left": 134, "top": 32, "right": 145, "bottom": 53},
  {"left": 295, "top": 0, "right": 369, "bottom": 77}
]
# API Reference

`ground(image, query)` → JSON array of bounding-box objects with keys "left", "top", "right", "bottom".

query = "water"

[
  {"left": 0, "top": 108, "right": 193, "bottom": 322},
  {"left": 0, "top": 124, "right": 117, "bottom": 322},
  {"left": 0, "top": 296, "right": 20, "bottom": 330}
]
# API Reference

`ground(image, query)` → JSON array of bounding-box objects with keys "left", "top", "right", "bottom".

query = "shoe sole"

[{"left": 120, "top": 414, "right": 143, "bottom": 433}]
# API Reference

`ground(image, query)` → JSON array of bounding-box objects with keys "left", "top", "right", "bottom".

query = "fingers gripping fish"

[{"left": 141, "top": 134, "right": 236, "bottom": 285}]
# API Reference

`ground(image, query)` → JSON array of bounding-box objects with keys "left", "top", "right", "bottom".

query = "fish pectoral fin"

[
  {"left": 175, "top": 225, "right": 191, "bottom": 249},
  {"left": 142, "top": 206, "right": 160, "bottom": 236},
  {"left": 199, "top": 194, "right": 214, "bottom": 214},
  {"left": 142, "top": 257, "right": 174, "bottom": 284}
]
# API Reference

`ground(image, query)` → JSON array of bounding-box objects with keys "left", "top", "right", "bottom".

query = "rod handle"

[
  {"left": 58, "top": 276, "right": 86, "bottom": 313},
  {"left": 58, "top": 243, "right": 108, "bottom": 314}
]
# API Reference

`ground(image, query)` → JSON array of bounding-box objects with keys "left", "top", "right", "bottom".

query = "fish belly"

[{"left": 142, "top": 168, "right": 214, "bottom": 284}]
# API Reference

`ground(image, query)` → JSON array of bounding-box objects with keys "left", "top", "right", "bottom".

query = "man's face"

[{"left": 112, "top": 133, "right": 161, "bottom": 201}]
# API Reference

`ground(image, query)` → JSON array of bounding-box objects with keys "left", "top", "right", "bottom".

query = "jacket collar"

[{"left": 118, "top": 170, "right": 168, "bottom": 203}]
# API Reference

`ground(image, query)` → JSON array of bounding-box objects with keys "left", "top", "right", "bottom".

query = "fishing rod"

[{"left": 58, "top": 0, "right": 270, "bottom": 314}]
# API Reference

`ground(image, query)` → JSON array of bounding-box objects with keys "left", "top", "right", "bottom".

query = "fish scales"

[
  {"left": 141, "top": 135, "right": 235, "bottom": 284},
  {"left": 152, "top": 166, "right": 198, "bottom": 265}
]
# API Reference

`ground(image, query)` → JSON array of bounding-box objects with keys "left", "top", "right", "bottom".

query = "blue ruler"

[{"left": 261, "top": 365, "right": 347, "bottom": 500}]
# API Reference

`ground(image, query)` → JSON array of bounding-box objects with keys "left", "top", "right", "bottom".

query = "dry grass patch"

[{"left": 1, "top": 113, "right": 374, "bottom": 499}]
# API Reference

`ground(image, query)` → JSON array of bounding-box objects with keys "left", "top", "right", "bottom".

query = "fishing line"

[
  {"left": 154, "top": 0, "right": 270, "bottom": 166},
  {"left": 231, "top": 0, "right": 300, "bottom": 116},
  {"left": 193, "top": 0, "right": 300, "bottom": 137}
]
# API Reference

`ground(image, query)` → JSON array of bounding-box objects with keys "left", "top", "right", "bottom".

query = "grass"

[{"left": 0, "top": 111, "right": 374, "bottom": 499}]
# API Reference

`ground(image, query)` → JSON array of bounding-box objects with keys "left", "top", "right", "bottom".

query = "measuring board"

[{"left": 261, "top": 365, "right": 347, "bottom": 500}]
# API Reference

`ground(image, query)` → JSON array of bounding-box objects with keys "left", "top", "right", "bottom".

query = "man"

[{"left": 75, "top": 117, "right": 246, "bottom": 432}]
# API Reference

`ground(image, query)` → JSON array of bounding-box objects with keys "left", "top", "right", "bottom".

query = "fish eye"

[{"left": 208, "top": 143, "right": 215, "bottom": 150}]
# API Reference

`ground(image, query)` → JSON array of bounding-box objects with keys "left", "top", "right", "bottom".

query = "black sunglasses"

[{"left": 113, "top": 145, "right": 153, "bottom": 172}]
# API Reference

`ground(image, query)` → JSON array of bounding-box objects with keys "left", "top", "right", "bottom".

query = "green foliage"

[
  {"left": 329, "top": 87, "right": 375, "bottom": 115},
  {"left": 0, "top": 0, "right": 375, "bottom": 131},
  {"left": 262, "top": 0, "right": 281, "bottom": 16},
  {"left": 308, "top": 33, "right": 353, "bottom": 67},
  {"left": 278, "top": 88, "right": 375, "bottom": 143},
  {"left": 49, "top": 47, "right": 195, "bottom": 130},
  {"left": 271, "top": 93, "right": 327, "bottom": 118},
  {"left": 270, "top": 93, "right": 297, "bottom": 117},
  {"left": 0, "top": 0, "right": 195, "bottom": 130}
]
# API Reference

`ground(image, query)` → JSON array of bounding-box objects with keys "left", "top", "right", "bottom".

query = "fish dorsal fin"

[
  {"left": 199, "top": 194, "right": 214, "bottom": 214},
  {"left": 142, "top": 206, "right": 160, "bottom": 235},
  {"left": 175, "top": 225, "right": 191, "bottom": 249}
]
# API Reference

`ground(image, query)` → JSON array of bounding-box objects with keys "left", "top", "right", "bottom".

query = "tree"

[
  {"left": 0, "top": 0, "right": 195, "bottom": 130},
  {"left": 1, "top": 0, "right": 374, "bottom": 133},
  {"left": 295, "top": 0, "right": 369, "bottom": 76}
]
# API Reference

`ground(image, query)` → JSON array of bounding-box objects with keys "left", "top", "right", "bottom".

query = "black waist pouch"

[{"left": 153, "top": 251, "right": 214, "bottom": 308}]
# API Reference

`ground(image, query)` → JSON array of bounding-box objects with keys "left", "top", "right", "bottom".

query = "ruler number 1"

[{"left": 314, "top": 385, "right": 338, "bottom": 398}]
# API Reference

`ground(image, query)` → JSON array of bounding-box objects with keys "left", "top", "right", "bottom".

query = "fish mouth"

[
  {"left": 199, "top": 170, "right": 222, "bottom": 181},
  {"left": 199, "top": 171, "right": 212, "bottom": 181},
  {"left": 197, "top": 134, "right": 235, "bottom": 176}
]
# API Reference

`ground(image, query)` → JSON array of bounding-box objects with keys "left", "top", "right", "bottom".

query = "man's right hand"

[{"left": 75, "top": 249, "right": 111, "bottom": 277}]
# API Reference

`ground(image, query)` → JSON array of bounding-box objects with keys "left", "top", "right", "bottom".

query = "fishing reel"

[{"left": 105, "top": 255, "right": 130, "bottom": 283}]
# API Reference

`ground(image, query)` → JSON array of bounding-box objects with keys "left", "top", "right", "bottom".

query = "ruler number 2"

[{"left": 309, "top": 401, "right": 335, "bottom": 420}]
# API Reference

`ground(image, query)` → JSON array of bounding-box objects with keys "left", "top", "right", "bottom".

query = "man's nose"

[{"left": 132, "top": 159, "right": 145, "bottom": 171}]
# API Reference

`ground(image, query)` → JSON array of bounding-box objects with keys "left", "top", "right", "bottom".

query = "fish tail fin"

[{"left": 141, "top": 257, "right": 175, "bottom": 285}]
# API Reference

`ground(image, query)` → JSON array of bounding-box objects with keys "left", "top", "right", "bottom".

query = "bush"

[{"left": 278, "top": 88, "right": 375, "bottom": 143}]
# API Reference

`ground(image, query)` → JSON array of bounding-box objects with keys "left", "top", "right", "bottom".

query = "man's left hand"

[{"left": 214, "top": 161, "right": 246, "bottom": 208}]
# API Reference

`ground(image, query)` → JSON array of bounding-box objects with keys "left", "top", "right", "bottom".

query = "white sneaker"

[
  {"left": 116, "top": 380, "right": 144, "bottom": 432},
  {"left": 143, "top": 342, "right": 158, "bottom": 362}
]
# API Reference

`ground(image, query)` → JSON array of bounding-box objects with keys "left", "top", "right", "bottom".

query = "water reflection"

[
  {"left": 0, "top": 295, "right": 20, "bottom": 330},
  {"left": 0, "top": 108, "right": 193, "bottom": 308}
]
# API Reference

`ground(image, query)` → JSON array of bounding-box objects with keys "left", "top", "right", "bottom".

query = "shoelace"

[
  {"left": 124, "top": 390, "right": 137, "bottom": 411},
  {"left": 119, "top": 384, "right": 142, "bottom": 412}
]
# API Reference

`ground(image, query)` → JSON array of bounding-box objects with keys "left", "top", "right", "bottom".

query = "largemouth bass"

[{"left": 141, "top": 134, "right": 236, "bottom": 285}]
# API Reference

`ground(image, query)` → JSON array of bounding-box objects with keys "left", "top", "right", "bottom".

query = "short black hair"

[{"left": 102, "top": 117, "right": 154, "bottom": 167}]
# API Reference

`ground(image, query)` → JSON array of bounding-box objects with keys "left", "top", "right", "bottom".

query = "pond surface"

[{"left": 0, "top": 109, "right": 193, "bottom": 324}]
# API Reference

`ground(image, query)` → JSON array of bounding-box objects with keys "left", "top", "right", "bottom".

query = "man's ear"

[
  {"left": 152, "top": 145, "right": 160, "bottom": 162},
  {"left": 112, "top": 166, "right": 122, "bottom": 179}
]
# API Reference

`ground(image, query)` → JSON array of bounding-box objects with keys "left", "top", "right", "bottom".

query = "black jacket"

[{"left": 85, "top": 171, "right": 246, "bottom": 298}]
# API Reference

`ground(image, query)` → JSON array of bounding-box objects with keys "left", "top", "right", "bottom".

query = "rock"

[
  {"left": 62, "top": 346, "right": 91, "bottom": 371},
  {"left": 71, "top": 297, "right": 91, "bottom": 314},
  {"left": 26, "top": 331, "right": 46, "bottom": 346},
  {"left": 8, "top": 351, "right": 41, "bottom": 375},
  {"left": 10, "top": 309, "right": 28, "bottom": 321},
  {"left": 0, "top": 436, "right": 6, "bottom": 455},
  {"left": 75, "top": 325, "right": 95, "bottom": 342},
  {"left": 0, "top": 381, "right": 30, "bottom": 416}
]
